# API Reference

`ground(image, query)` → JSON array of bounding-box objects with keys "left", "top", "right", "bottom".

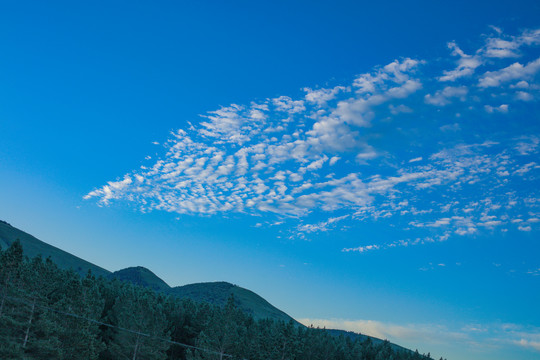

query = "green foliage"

[{"left": 105, "top": 284, "right": 170, "bottom": 360}]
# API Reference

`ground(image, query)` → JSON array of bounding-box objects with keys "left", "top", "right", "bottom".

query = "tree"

[
  {"left": 0, "top": 240, "right": 26, "bottom": 358},
  {"left": 191, "top": 294, "right": 243, "bottom": 360},
  {"left": 105, "top": 284, "right": 170, "bottom": 360}
]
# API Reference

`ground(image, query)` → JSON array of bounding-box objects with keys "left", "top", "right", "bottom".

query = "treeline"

[{"left": 0, "top": 240, "right": 441, "bottom": 360}]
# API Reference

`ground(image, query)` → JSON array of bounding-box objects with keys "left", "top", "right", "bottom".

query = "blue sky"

[{"left": 1, "top": 1, "right": 539, "bottom": 359}]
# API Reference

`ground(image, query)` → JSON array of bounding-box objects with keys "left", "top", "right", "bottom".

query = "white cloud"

[
  {"left": 483, "top": 37, "right": 521, "bottom": 58},
  {"left": 516, "top": 339, "right": 540, "bottom": 351},
  {"left": 440, "top": 28, "right": 540, "bottom": 82},
  {"left": 425, "top": 86, "right": 468, "bottom": 106},
  {"left": 329, "top": 156, "right": 340, "bottom": 166},
  {"left": 484, "top": 104, "right": 509, "bottom": 113},
  {"left": 296, "top": 215, "right": 349, "bottom": 235},
  {"left": 439, "top": 42, "right": 482, "bottom": 81},
  {"left": 440, "top": 123, "right": 461, "bottom": 132},
  {"left": 515, "top": 136, "right": 539, "bottom": 155},
  {"left": 515, "top": 91, "right": 534, "bottom": 101},
  {"left": 273, "top": 96, "right": 306, "bottom": 114},
  {"left": 304, "top": 86, "right": 348, "bottom": 106},
  {"left": 389, "top": 104, "right": 413, "bottom": 114},
  {"left": 479, "top": 58, "right": 540, "bottom": 88}
]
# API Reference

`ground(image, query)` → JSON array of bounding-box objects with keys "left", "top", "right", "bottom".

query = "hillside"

[
  {"left": 0, "top": 220, "right": 110, "bottom": 277},
  {"left": 111, "top": 266, "right": 171, "bottom": 293},
  {"left": 109, "top": 267, "right": 297, "bottom": 323},
  {"left": 0, "top": 220, "right": 297, "bottom": 323},
  {"left": 171, "top": 281, "right": 297, "bottom": 322},
  {"left": 0, "top": 219, "right": 412, "bottom": 353}
]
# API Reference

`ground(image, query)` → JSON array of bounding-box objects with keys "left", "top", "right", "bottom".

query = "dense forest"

[{"left": 0, "top": 240, "right": 442, "bottom": 360}]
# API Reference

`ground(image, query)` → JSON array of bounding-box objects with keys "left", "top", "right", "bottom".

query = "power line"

[{"left": 1, "top": 293, "right": 232, "bottom": 358}]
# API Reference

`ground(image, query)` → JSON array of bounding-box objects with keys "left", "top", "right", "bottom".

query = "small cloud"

[
  {"left": 329, "top": 156, "right": 341, "bottom": 166},
  {"left": 389, "top": 104, "right": 413, "bottom": 114},
  {"left": 440, "top": 123, "right": 461, "bottom": 132},
  {"left": 516, "top": 91, "right": 534, "bottom": 101},
  {"left": 425, "top": 86, "right": 468, "bottom": 106},
  {"left": 479, "top": 58, "right": 540, "bottom": 88},
  {"left": 484, "top": 104, "right": 509, "bottom": 113},
  {"left": 515, "top": 339, "right": 540, "bottom": 351},
  {"left": 439, "top": 42, "right": 482, "bottom": 81}
]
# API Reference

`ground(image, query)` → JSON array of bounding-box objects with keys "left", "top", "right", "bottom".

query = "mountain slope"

[
  {"left": 111, "top": 266, "right": 171, "bottom": 293},
  {"left": 0, "top": 220, "right": 414, "bottom": 353},
  {"left": 0, "top": 220, "right": 295, "bottom": 322},
  {"left": 171, "top": 281, "right": 296, "bottom": 322},
  {"left": 0, "top": 220, "right": 110, "bottom": 277}
]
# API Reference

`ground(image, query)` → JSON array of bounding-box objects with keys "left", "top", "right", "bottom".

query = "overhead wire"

[{"left": 0, "top": 293, "right": 232, "bottom": 358}]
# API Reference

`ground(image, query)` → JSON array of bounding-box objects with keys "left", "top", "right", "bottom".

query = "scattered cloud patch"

[{"left": 425, "top": 86, "right": 468, "bottom": 106}]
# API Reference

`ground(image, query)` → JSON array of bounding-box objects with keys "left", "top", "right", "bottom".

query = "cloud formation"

[{"left": 85, "top": 27, "right": 540, "bottom": 252}]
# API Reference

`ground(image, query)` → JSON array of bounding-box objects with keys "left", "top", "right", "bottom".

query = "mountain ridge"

[
  {"left": 0, "top": 220, "right": 111, "bottom": 277},
  {"left": 0, "top": 220, "right": 298, "bottom": 323},
  {"left": 0, "top": 219, "right": 411, "bottom": 352}
]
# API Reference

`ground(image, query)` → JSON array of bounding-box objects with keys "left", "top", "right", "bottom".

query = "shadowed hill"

[
  {"left": 111, "top": 266, "right": 171, "bottom": 293},
  {"left": 171, "top": 281, "right": 297, "bottom": 323},
  {"left": 0, "top": 220, "right": 110, "bottom": 277},
  {"left": 108, "top": 267, "right": 298, "bottom": 323}
]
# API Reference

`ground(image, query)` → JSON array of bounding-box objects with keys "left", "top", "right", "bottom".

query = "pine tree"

[
  {"left": 21, "top": 256, "right": 63, "bottom": 359},
  {"left": 106, "top": 284, "right": 170, "bottom": 360},
  {"left": 193, "top": 294, "right": 243, "bottom": 360},
  {"left": 53, "top": 270, "right": 104, "bottom": 359},
  {"left": 0, "top": 240, "right": 26, "bottom": 358}
]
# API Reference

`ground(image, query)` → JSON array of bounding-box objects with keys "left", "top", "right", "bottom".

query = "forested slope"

[
  {"left": 0, "top": 240, "right": 440, "bottom": 360},
  {"left": 0, "top": 220, "right": 438, "bottom": 358}
]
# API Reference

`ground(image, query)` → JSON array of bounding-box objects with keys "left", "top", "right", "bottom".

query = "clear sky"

[{"left": 1, "top": 1, "right": 539, "bottom": 359}]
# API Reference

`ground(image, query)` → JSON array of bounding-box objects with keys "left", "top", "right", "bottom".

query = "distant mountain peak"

[{"left": 112, "top": 266, "right": 171, "bottom": 292}]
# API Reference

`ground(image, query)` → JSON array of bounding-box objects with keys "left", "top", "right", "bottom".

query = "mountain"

[
  {"left": 111, "top": 266, "right": 171, "bottom": 293},
  {"left": 171, "top": 281, "right": 296, "bottom": 322},
  {"left": 109, "top": 266, "right": 297, "bottom": 323},
  {"left": 0, "top": 219, "right": 410, "bottom": 352},
  {"left": 0, "top": 220, "right": 296, "bottom": 323}
]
